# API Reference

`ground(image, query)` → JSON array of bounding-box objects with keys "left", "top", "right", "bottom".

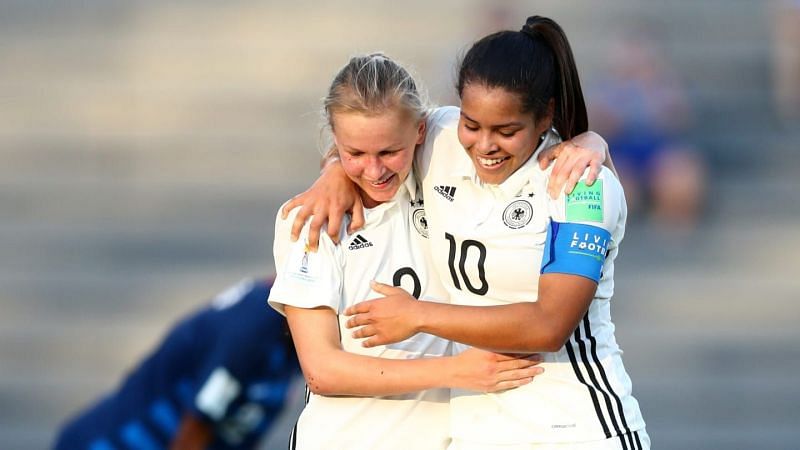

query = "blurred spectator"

[
  {"left": 53, "top": 278, "right": 299, "bottom": 450},
  {"left": 771, "top": 0, "right": 800, "bottom": 123},
  {"left": 588, "top": 34, "right": 707, "bottom": 229}
]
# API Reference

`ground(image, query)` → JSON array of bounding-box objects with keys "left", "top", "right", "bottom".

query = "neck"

[{"left": 360, "top": 191, "right": 382, "bottom": 209}]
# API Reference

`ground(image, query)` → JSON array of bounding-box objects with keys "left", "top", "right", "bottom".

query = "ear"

[
  {"left": 332, "top": 136, "right": 344, "bottom": 158},
  {"left": 536, "top": 98, "right": 556, "bottom": 136},
  {"left": 544, "top": 98, "right": 555, "bottom": 128},
  {"left": 416, "top": 119, "right": 427, "bottom": 145}
]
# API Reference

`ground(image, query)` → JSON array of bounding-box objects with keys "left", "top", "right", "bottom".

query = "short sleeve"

[
  {"left": 268, "top": 202, "right": 345, "bottom": 315},
  {"left": 550, "top": 167, "right": 624, "bottom": 231},
  {"left": 415, "top": 106, "right": 460, "bottom": 183},
  {"left": 540, "top": 168, "right": 626, "bottom": 282}
]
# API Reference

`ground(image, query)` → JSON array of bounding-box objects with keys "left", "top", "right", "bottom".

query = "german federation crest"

[
  {"left": 412, "top": 208, "right": 429, "bottom": 238},
  {"left": 503, "top": 200, "right": 533, "bottom": 229}
]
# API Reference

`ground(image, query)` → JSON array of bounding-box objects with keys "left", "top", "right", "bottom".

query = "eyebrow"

[
  {"left": 460, "top": 111, "right": 524, "bottom": 129},
  {"left": 339, "top": 144, "right": 402, "bottom": 153}
]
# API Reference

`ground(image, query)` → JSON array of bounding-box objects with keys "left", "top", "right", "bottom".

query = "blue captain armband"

[{"left": 540, "top": 221, "right": 611, "bottom": 283}]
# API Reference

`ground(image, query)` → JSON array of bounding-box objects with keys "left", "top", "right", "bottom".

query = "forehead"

[
  {"left": 332, "top": 109, "right": 418, "bottom": 150},
  {"left": 460, "top": 83, "right": 531, "bottom": 124}
]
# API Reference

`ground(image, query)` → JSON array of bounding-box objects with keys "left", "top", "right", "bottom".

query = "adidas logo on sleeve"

[
  {"left": 434, "top": 185, "right": 456, "bottom": 202},
  {"left": 348, "top": 234, "right": 374, "bottom": 250}
]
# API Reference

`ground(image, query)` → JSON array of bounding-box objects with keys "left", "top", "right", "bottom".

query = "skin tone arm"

[
  {"left": 345, "top": 274, "right": 597, "bottom": 353},
  {"left": 170, "top": 414, "right": 213, "bottom": 450},
  {"left": 282, "top": 132, "right": 613, "bottom": 251},
  {"left": 285, "top": 305, "right": 544, "bottom": 395}
]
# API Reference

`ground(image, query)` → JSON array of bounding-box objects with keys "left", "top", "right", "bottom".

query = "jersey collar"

[{"left": 362, "top": 174, "right": 417, "bottom": 226}]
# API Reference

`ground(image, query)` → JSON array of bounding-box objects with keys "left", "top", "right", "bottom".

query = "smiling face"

[
  {"left": 457, "top": 83, "right": 553, "bottom": 185},
  {"left": 333, "top": 108, "right": 425, "bottom": 208}
]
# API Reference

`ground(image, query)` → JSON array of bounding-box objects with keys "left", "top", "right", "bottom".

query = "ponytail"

[
  {"left": 520, "top": 16, "right": 587, "bottom": 138},
  {"left": 458, "top": 15, "right": 588, "bottom": 139}
]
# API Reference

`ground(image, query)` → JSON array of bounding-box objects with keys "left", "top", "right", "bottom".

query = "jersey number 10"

[{"left": 445, "top": 233, "right": 488, "bottom": 295}]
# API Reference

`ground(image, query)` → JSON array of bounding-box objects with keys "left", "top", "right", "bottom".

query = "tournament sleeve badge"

[
  {"left": 286, "top": 241, "right": 320, "bottom": 283},
  {"left": 566, "top": 180, "right": 603, "bottom": 222},
  {"left": 300, "top": 243, "right": 311, "bottom": 274}
]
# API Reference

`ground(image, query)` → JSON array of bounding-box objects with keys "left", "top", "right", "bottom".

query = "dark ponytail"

[{"left": 457, "top": 15, "right": 588, "bottom": 139}]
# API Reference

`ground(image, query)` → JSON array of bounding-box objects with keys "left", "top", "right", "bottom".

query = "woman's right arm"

[
  {"left": 281, "top": 158, "right": 362, "bottom": 252},
  {"left": 285, "top": 305, "right": 542, "bottom": 396}
]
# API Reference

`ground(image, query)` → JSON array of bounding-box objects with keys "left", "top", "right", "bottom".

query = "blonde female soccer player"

[{"left": 267, "top": 53, "right": 544, "bottom": 450}]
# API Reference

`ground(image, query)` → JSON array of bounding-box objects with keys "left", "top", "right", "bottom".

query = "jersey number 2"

[
  {"left": 393, "top": 267, "right": 421, "bottom": 299},
  {"left": 445, "top": 233, "right": 488, "bottom": 295}
]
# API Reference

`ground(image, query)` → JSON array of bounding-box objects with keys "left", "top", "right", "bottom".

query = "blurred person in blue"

[
  {"left": 588, "top": 34, "right": 706, "bottom": 228},
  {"left": 53, "top": 278, "right": 299, "bottom": 450}
]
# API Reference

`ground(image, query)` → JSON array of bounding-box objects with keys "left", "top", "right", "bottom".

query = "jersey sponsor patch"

[
  {"left": 434, "top": 185, "right": 456, "bottom": 201},
  {"left": 348, "top": 234, "right": 373, "bottom": 250},
  {"left": 502, "top": 199, "right": 533, "bottom": 229},
  {"left": 540, "top": 221, "right": 610, "bottom": 283},
  {"left": 566, "top": 180, "right": 603, "bottom": 222}
]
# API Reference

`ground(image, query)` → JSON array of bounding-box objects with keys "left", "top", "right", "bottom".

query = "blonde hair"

[{"left": 323, "top": 52, "right": 430, "bottom": 128}]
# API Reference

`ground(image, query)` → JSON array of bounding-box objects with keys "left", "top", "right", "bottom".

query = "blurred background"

[{"left": 1, "top": 0, "right": 798, "bottom": 448}]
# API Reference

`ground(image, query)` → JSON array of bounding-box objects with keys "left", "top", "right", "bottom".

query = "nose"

[
  {"left": 364, "top": 155, "right": 385, "bottom": 180},
  {"left": 475, "top": 131, "right": 497, "bottom": 155}
]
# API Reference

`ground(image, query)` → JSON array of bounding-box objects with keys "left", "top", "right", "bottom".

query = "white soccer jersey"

[
  {"left": 268, "top": 175, "right": 451, "bottom": 450},
  {"left": 417, "top": 107, "right": 646, "bottom": 446}
]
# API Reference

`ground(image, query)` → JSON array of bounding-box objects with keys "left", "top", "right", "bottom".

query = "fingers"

[
  {"left": 548, "top": 146, "right": 597, "bottom": 198},
  {"left": 290, "top": 204, "right": 313, "bottom": 242},
  {"left": 495, "top": 354, "right": 542, "bottom": 369},
  {"left": 349, "top": 325, "right": 382, "bottom": 348},
  {"left": 361, "top": 337, "right": 379, "bottom": 348},
  {"left": 489, "top": 378, "right": 533, "bottom": 392},
  {"left": 305, "top": 213, "right": 327, "bottom": 252},
  {"left": 345, "top": 311, "right": 367, "bottom": 328},
  {"left": 537, "top": 144, "right": 560, "bottom": 169},
  {"left": 281, "top": 196, "right": 300, "bottom": 220},
  {"left": 563, "top": 159, "right": 585, "bottom": 195},
  {"left": 484, "top": 366, "right": 545, "bottom": 393},
  {"left": 370, "top": 280, "right": 402, "bottom": 295},
  {"left": 548, "top": 145, "right": 575, "bottom": 195},
  {"left": 351, "top": 324, "right": 376, "bottom": 340},
  {"left": 344, "top": 302, "right": 368, "bottom": 317},
  {"left": 327, "top": 208, "right": 344, "bottom": 245},
  {"left": 347, "top": 199, "right": 365, "bottom": 234},
  {"left": 584, "top": 159, "right": 601, "bottom": 186}
]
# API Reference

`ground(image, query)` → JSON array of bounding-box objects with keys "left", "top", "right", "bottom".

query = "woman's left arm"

[
  {"left": 347, "top": 166, "right": 623, "bottom": 353},
  {"left": 346, "top": 276, "right": 595, "bottom": 353}
]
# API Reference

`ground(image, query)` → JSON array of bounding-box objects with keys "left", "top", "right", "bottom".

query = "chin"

[
  {"left": 476, "top": 172, "right": 505, "bottom": 185},
  {"left": 364, "top": 189, "right": 396, "bottom": 205}
]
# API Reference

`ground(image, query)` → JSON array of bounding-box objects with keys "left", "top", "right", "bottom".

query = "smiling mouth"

[
  {"left": 369, "top": 174, "right": 395, "bottom": 187},
  {"left": 477, "top": 155, "right": 510, "bottom": 167}
]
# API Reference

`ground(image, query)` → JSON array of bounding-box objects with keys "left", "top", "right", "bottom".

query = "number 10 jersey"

[{"left": 417, "top": 107, "right": 646, "bottom": 446}]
